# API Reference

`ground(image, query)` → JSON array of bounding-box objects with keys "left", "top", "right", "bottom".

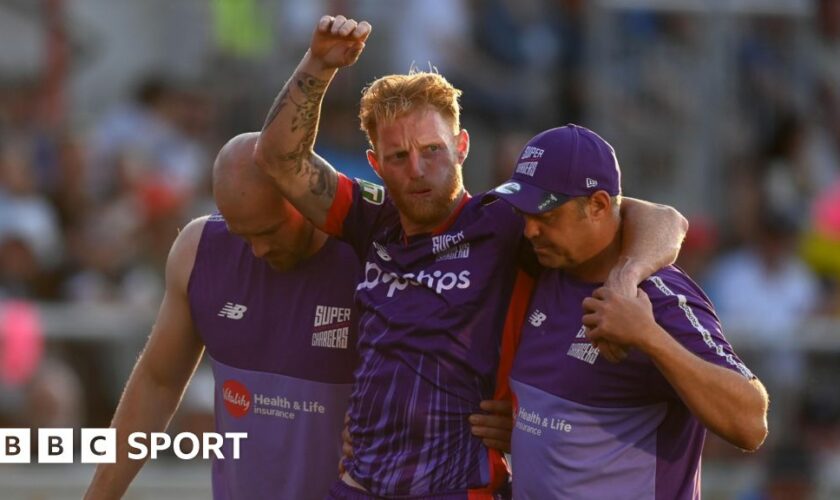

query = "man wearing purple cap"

[{"left": 489, "top": 124, "right": 769, "bottom": 499}]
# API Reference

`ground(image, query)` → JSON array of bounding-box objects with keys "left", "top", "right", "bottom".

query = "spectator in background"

[
  {"left": 706, "top": 210, "right": 819, "bottom": 442},
  {"left": 87, "top": 77, "right": 207, "bottom": 204},
  {"left": 0, "top": 142, "right": 62, "bottom": 269},
  {"left": 707, "top": 210, "right": 818, "bottom": 348},
  {"left": 727, "top": 111, "right": 834, "bottom": 250},
  {"left": 758, "top": 115, "right": 822, "bottom": 227},
  {"left": 0, "top": 141, "right": 63, "bottom": 299}
]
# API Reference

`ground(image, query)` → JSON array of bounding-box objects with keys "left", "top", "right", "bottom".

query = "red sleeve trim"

[{"left": 322, "top": 174, "right": 354, "bottom": 237}]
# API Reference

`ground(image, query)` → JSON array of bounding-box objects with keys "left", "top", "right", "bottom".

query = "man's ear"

[
  {"left": 456, "top": 129, "right": 470, "bottom": 164},
  {"left": 367, "top": 149, "right": 382, "bottom": 179},
  {"left": 589, "top": 190, "right": 612, "bottom": 219}
]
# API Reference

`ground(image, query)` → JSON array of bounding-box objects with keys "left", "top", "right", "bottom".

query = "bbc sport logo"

[{"left": 0, "top": 428, "right": 247, "bottom": 463}]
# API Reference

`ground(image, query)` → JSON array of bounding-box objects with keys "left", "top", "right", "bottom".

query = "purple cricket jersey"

[
  {"left": 322, "top": 175, "right": 524, "bottom": 496},
  {"left": 509, "top": 266, "right": 754, "bottom": 500},
  {"left": 187, "top": 214, "right": 360, "bottom": 499}
]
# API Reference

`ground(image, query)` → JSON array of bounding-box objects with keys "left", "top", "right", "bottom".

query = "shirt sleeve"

[
  {"left": 321, "top": 173, "right": 396, "bottom": 260},
  {"left": 643, "top": 271, "right": 755, "bottom": 382}
]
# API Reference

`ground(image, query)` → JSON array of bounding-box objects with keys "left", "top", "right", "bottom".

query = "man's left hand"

[
  {"left": 582, "top": 287, "right": 660, "bottom": 352},
  {"left": 469, "top": 400, "right": 513, "bottom": 453},
  {"left": 338, "top": 412, "right": 352, "bottom": 476},
  {"left": 588, "top": 263, "right": 645, "bottom": 362}
]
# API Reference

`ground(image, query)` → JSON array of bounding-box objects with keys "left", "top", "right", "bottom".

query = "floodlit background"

[{"left": 0, "top": 0, "right": 839, "bottom": 498}]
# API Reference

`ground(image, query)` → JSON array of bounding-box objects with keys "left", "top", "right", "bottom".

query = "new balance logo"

[
  {"left": 373, "top": 242, "right": 392, "bottom": 262},
  {"left": 529, "top": 310, "right": 547, "bottom": 327},
  {"left": 218, "top": 303, "right": 247, "bottom": 320}
]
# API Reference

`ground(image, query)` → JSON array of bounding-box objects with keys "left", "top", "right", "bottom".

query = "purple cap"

[{"left": 488, "top": 124, "right": 621, "bottom": 214}]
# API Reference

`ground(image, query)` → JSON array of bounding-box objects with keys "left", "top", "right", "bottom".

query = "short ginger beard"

[{"left": 387, "top": 165, "right": 463, "bottom": 230}]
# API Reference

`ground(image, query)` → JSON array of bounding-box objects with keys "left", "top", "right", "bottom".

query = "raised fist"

[{"left": 309, "top": 15, "right": 372, "bottom": 70}]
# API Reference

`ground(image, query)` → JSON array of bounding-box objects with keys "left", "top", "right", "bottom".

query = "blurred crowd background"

[{"left": 0, "top": 0, "right": 839, "bottom": 498}]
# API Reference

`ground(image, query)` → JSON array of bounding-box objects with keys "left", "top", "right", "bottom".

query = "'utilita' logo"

[{"left": 222, "top": 380, "right": 251, "bottom": 418}]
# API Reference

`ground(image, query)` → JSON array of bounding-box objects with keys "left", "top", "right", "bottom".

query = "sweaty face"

[
  {"left": 522, "top": 199, "right": 598, "bottom": 270},
  {"left": 220, "top": 193, "right": 315, "bottom": 271},
  {"left": 371, "top": 108, "right": 465, "bottom": 234}
]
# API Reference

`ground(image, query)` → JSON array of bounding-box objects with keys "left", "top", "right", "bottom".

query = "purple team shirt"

[
  {"left": 188, "top": 214, "right": 360, "bottom": 499},
  {"left": 323, "top": 175, "right": 524, "bottom": 497},
  {"left": 509, "top": 265, "right": 754, "bottom": 500}
]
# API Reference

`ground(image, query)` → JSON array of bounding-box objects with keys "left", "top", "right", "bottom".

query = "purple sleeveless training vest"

[{"left": 187, "top": 214, "right": 360, "bottom": 499}]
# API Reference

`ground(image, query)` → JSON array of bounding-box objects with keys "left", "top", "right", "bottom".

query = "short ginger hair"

[{"left": 359, "top": 70, "right": 463, "bottom": 149}]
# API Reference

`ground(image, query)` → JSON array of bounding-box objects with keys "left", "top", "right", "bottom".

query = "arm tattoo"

[
  {"left": 291, "top": 74, "right": 328, "bottom": 133},
  {"left": 261, "top": 86, "right": 290, "bottom": 131},
  {"left": 261, "top": 72, "right": 330, "bottom": 181},
  {"left": 262, "top": 72, "right": 327, "bottom": 133},
  {"left": 306, "top": 155, "right": 337, "bottom": 199}
]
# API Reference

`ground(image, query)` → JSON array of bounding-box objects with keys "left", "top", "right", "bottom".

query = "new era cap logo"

[
  {"left": 494, "top": 182, "right": 521, "bottom": 195},
  {"left": 586, "top": 178, "right": 598, "bottom": 188},
  {"left": 218, "top": 302, "right": 247, "bottom": 320}
]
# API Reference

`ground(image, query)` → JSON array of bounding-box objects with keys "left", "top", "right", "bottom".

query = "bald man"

[{"left": 85, "top": 133, "right": 362, "bottom": 499}]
